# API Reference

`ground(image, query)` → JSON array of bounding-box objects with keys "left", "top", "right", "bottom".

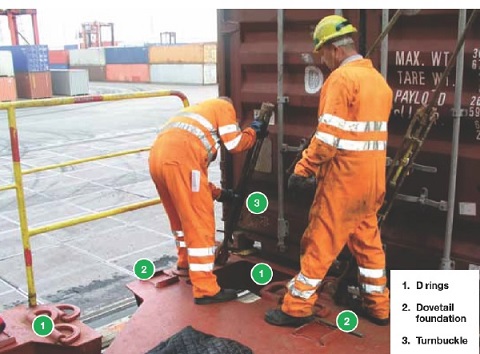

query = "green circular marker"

[
  {"left": 250, "top": 263, "right": 273, "bottom": 285},
  {"left": 246, "top": 192, "right": 268, "bottom": 214},
  {"left": 133, "top": 258, "right": 155, "bottom": 280},
  {"left": 32, "top": 314, "right": 54, "bottom": 337},
  {"left": 336, "top": 310, "right": 359, "bottom": 333}
]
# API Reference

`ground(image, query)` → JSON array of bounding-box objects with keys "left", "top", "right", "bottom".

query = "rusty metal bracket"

[
  {"left": 396, "top": 187, "right": 448, "bottom": 211},
  {"left": 282, "top": 138, "right": 309, "bottom": 153}
]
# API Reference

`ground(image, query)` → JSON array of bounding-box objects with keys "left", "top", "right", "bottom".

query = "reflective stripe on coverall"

[
  {"left": 281, "top": 58, "right": 393, "bottom": 319},
  {"left": 149, "top": 98, "right": 256, "bottom": 298}
]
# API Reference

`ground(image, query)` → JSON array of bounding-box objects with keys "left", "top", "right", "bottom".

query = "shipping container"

[
  {"left": 204, "top": 42, "right": 217, "bottom": 63},
  {"left": 64, "top": 44, "right": 79, "bottom": 50},
  {"left": 50, "top": 69, "right": 89, "bottom": 96},
  {"left": 105, "top": 47, "right": 149, "bottom": 64},
  {"left": 217, "top": 9, "right": 480, "bottom": 271},
  {"left": 149, "top": 43, "right": 213, "bottom": 64},
  {"left": 15, "top": 71, "right": 52, "bottom": 99},
  {"left": 150, "top": 64, "right": 216, "bottom": 84},
  {"left": 0, "top": 51, "right": 15, "bottom": 77},
  {"left": 48, "top": 50, "right": 69, "bottom": 64},
  {"left": 69, "top": 48, "right": 106, "bottom": 66},
  {"left": 70, "top": 65, "right": 106, "bottom": 81},
  {"left": 0, "top": 45, "right": 49, "bottom": 73},
  {"left": 0, "top": 77, "right": 17, "bottom": 101},
  {"left": 49, "top": 64, "right": 69, "bottom": 70},
  {"left": 105, "top": 64, "right": 150, "bottom": 82}
]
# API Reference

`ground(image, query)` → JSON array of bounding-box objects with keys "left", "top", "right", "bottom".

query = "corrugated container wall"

[
  {"left": 0, "top": 51, "right": 15, "bottom": 77},
  {"left": 51, "top": 69, "right": 89, "bottom": 96},
  {"left": 105, "top": 64, "right": 150, "bottom": 82},
  {"left": 69, "top": 48, "right": 106, "bottom": 66},
  {"left": 0, "top": 77, "right": 17, "bottom": 101},
  {"left": 105, "top": 47, "right": 149, "bottom": 64},
  {"left": 0, "top": 45, "right": 49, "bottom": 72},
  {"left": 15, "top": 71, "right": 52, "bottom": 99},
  {"left": 217, "top": 9, "right": 480, "bottom": 271},
  {"left": 49, "top": 50, "right": 69, "bottom": 65},
  {"left": 150, "top": 64, "right": 216, "bottom": 84},
  {"left": 70, "top": 66, "right": 106, "bottom": 81}
]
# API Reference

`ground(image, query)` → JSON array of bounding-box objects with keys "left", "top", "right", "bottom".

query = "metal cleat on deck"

[{"left": 0, "top": 303, "right": 102, "bottom": 354}]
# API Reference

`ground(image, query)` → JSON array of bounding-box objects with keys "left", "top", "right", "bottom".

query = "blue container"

[
  {"left": 50, "top": 64, "right": 69, "bottom": 70},
  {"left": 64, "top": 44, "right": 79, "bottom": 50},
  {"left": 0, "top": 45, "right": 49, "bottom": 72},
  {"left": 105, "top": 47, "right": 149, "bottom": 64}
]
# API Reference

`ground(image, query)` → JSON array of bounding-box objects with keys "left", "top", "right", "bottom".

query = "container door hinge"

[
  {"left": 219, "top": 20, "right": 240, "bottom": 34},
  {"left": 396, "top": 187, "right": 448, "bottom": 211}
]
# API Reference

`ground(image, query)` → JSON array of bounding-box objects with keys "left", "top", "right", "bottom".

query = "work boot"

[
  {"left": 194, "top": 289, "right": 237, "bottom": 305},
  {"left": 264, "top": 309, "right": 314, "bottom": 327},
  {"left": 364, "top": 313, "right": 390, "bottom": 326},
  {"left": 351, "top": 305, "right": 390, "bottom": 327},
  {"left": 173, "top": 266, "right": 189, "bottom": 277}
]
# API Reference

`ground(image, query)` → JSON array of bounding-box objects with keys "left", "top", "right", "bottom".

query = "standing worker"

[
  {"left": 149, "top": 97, "right": 267, "bottom": 305},
  {"left": 265, "top": 15, "right": 392, "bottom": 326}
]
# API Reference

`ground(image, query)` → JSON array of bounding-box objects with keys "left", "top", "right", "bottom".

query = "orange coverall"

[
  {"left": 282, "top": 58, "right": 393, "bottom": 320},
  {"left": 149, "top": 98, "right": 256, "bottom": 298}
]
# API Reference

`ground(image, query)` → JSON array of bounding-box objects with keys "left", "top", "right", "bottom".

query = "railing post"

[{"left": 7, "top": 106, "right": 37, "bottom": 307}]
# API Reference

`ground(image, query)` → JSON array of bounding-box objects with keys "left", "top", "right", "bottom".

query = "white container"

[
  {"left": 69, "top": 48, "right": 106, "bottom": 66},
  {"left": 0, "top": 51, "right": 15, "bottom": 77},
  {"left": 50, "top": 69, "right": 89, "bottom": 96},
  {"left": 203, "top": 64, "right": 217, "bottom": 84},
  {"left": 150, "top": 64, "right": 217, "bottom": 85}
]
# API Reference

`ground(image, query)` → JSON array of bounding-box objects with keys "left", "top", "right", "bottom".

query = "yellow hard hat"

[{"left": 313, "top": 15, "right": 357, "bottom": 52}]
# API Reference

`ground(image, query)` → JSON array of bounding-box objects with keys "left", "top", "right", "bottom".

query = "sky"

[
  {"left": 0, "top": 7, "right": 218, "bottom": 48},
  {"left": 0, "top": 2, "right": 477, "bottom": 48}
]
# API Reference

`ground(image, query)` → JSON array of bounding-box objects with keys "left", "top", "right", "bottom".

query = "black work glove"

[
  {"left": 217, "top": 189, "right": 241, "bottom": 203},
  {"left": 250, "top": 120, "right": 269, "bottom": 139},
  {"left": 287, "top": 174, "right": 316, "bottom": 194}
]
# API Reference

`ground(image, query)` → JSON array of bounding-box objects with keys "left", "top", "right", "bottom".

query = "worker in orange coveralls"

[
  {"left": 149, "top": 97, "right": 267, "bottom": 305},
  {"left": 265, "top": 14, "right": 392, "bottom": 327}
]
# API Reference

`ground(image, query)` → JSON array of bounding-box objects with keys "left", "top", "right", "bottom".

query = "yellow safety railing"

[{"left": 0, "top": 90, "right": 190, "bottom": 307}]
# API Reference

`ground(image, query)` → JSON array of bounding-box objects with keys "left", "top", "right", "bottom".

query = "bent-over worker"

[{"left": 149, "top": 97, "right": 267, "bottom": 304}]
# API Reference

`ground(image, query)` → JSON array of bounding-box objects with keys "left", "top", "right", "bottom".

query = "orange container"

[
  {"left": 48, "top": 50, "right": 69, "bottom": 64},
  {"left": 149, "top": 43, "right": 206, "bottom": 64},
  {"left": 15, "top": 72, "right": 52, "bottom": 99},
  {"left": 105, "top": 64, "right": 150, "bottom": 82},
  {"left": 0, "top": 77, "right": 17, "bottom": 101}
]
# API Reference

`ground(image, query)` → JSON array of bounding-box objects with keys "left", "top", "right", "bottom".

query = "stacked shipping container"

[
  {"left": 105, "top": 47, "right": 150, "bottom": 82},
  {"left": 66, "top": 43, "right": 217, "bottom": 85},
  {"left": 149, "top": 43, "right": 217, "bottom": 84},
  {"left": 48, "top": 50, "right": 70, "bottom": 69},
  {"left": 0, "top": 51, "right": 17, "bottom": 101},
  {"left": 69, "top": 48, "right": 107, "bottom": 81},
  {"left": 0, "top": 42, "right": 217, "bottom": 101},
  {"left": 0, "top": 45, "right": 52, "bottom": 99}
]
